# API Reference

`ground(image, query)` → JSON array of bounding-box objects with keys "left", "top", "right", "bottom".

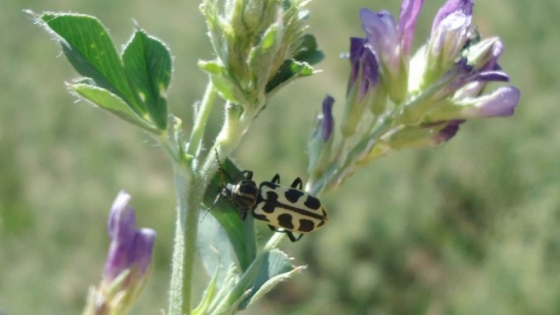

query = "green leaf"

[
  {"left": 203, "top": 158, "right": 257, "bottom": 271},
  {"left": 38, "top": 13, "right": 142, "bottom": 115},
  {"left": 265, "top": 59, "right": 315, "bottom": 95},
  {"left": 249, "top": 23, "right": 281, "bottom": 92},
  {"left": 122, "top": 28, "right": 172, "bottom": 130},
  {"left": 196, "top": 213, "right": 234, "bottom": 281},
  {"left": 263, "top": 34, "right": 323, "bottom": 96},
  {"left": 294, "top": 34, "right": 325, "bottom": 65},
  {"left": 198, "top": 60, "right": 243, "bottom": 104},
  {"left": 207, "top": 265, "right": 245, "bottom": 315},
  {"left": 243, "top": 262, "right": 306, "bottom": 309},
  {"left": 213, "top": 249, "right": 300, "bottom": 312},
  {"left": 192, "top": 266, "right": 221, "bottom": 315},
  {"left": 70, "top": 83, "right": 158, "bottom": 132}
]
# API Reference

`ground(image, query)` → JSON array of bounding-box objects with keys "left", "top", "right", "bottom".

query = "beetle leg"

[
  {"left": 290, "top": 177, "right": 303, "bottom": 189},
  {"left": 267, "top": 225, "right": 304, "bottom": 242},
  {"left": 271, "top": 174, "right": 281, "bottom": 184},
  {"left": 287, "top": 232, "right": 303, "bottom": 242}
]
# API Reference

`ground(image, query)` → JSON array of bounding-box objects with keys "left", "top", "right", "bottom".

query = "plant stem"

[
  {"left": 168, "top": 164, "right": 196, "bottom": 315},
  {"left": 168, "top": 83, "right": 218, "bottom": 315},
  {"left": 188, "top": 82, "right": 217, "bottom": 158},
  {"left": 168, "top": 103, "right": 254, "bottom": 315},
  {"left": 264, "top": 232, "right": 287, "bottom": 250}
]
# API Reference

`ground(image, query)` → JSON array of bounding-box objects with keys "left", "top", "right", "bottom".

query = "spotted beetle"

[
  {"left": 210, "top": 159, "right": 328, "bottom": 242},
  {"left": 252, "top": 173, "right": 328, "bottom": 242}
]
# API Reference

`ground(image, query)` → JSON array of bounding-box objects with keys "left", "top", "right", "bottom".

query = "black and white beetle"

[{"left": 209, "top": 157, "right": 328, "bottom": 242}]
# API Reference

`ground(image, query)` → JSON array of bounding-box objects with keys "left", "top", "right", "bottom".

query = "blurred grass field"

[{"left": 1, "top": 0, "right": 559, "bottom": 314}]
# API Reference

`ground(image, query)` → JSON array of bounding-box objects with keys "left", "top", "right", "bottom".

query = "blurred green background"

[{"left": 0, "top": 0, "right": 557, "bottom": 314}]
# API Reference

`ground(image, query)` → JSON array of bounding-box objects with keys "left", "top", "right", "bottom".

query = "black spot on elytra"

[
  {"left": 277, "top": 213, "right": 295, "bottom": 230},
  {"left": 252, "top": 212, "right": 270, "bottom": 222},
  {"left": 303, "top": 195, "right": 320, "bottom": 209},
  {"left": 285, "top": 189, "right": 304, "bottom": 203},
  {"left": 259, "top": 191, "right": 280, "bottom": 213},
  {"left": 299, "top": 219, "right": 315, "bottom": 232}
]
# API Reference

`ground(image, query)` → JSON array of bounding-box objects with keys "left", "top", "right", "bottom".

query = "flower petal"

[
  {"left": 360, "top": 9, "right": 399, "bottom": 62},
  {"left": 432, "top": 119, "right": 465, "bottom": 144},
  {"left": 349, "top": 37, "right": 379, "bottom": 100},
  {"left": 432, "top": 0, "right": 474, "bottom": 34},
  {"left": 398, "top": 0, "right": 425, "bottom": 56},
  {"left": 466, "top": 86, "right": 520, "bottom": 118},
  {"left": 104, "top": 191, "right": 156, "bottom": 282},
  {"left": 321, "top": 95, "right": 335, "bottom": 141},
  {"left": 131, "top": 228, "right": 156, "bottom": 276}
]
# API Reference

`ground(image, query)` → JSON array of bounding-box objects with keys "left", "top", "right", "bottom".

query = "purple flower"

[
  {"left": 431, "top": 0, "right": 473, "bottom": 34},
  {"left": 350, "top": 0, "right": 519, "bottom": 152},
  {"left": 460, "top": 86, "right": 520, "bottom": 118},
  {"left": 105, "top": 191, "right": 155, "bottom": 286},
  {"left": 321, "top": 95, "right": 335, "bottom": 142},
  {"left": 82, "top": 191, "right": 156, "bottom": 315},
  {"left": 431, "top": 119, "right": 465, "bottom": 144},
  {"left": 343, "top": 38, "right": 385, "bottom": 136},
  {"left": 360, "top": 0, "right": 424, "bottom": 63},
  {"left": 308, "top": 95, "right": 335, "bottom": 178},
  {"left": 427, "top": 11, "right": 472, "bottom": 77},
  {"left": 348, "top": 37, "right": 379, "bottom": 103},
  {"left": 359, "top": 0, "right": 424, "bottom": 102}
]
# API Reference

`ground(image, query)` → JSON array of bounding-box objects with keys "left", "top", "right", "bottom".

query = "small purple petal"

[
  {"left": 472, "top": 71, "right": 509, "bottom": 83},
  {"left": 445, "top": 60, "right": 510, "bottom": 93},
  {"left": 361, "top": 9, "right": 397, "bottom": 39},
  {"left": 349, "top": 38, "right": 365, "bottom": 87},
  {"left": 429, "top": 11, "right": 471, "bottom": 63},
  {"left": 321, "top": 95, "right": 335, "bottom": 142},
  {"left": 104, "top": 191, "right": 156, "bottom": 282},
  {"left": 433, "top": 120, "right": 465, "bottom": 143},
  {"left": 349, "top": 38, "right": 379, "bottom": 100},
  {"left": 432, "top": 0, "right": 474, "bottom": 34},
  {"left": 360, "top": 9, "right": 398, "bottom": 56},
  {"left": 397, "top": 0, "right": 425, "bottom": 56},
  {"left": 442, "top": 58, "right": 474, "bottom": 90},
  {"left": 470, "top": 86, "right": 520, "bottom": 117},
  {"left": 130, "top": 229, "right": 156, "bottom": 276},
  {"left": 108, "top": 192, "right": 136, "bottom": 241},
  {"left": 450, "top": 70, "right": 509, "bottom": 95},
  {"left": 481, "top": 39, "right": 504, "bottom": 71}
]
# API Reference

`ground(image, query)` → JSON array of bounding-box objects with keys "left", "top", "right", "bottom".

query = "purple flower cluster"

[
  {"left": 341, "top": 0, "right": 519, "bottom": 145},
  {"left": 309, "top": 0, "right": 520, "bottom": 186}
]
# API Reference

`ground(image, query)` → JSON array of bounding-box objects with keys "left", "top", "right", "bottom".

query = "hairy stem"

[
  {"left": 168, "top": 103, "right": 253, "bottom": 315},
  {"left": 169, "top": 161, "right": 208, "bottom": 315},
  {"left": 188, "top": 83, "right": 217, "bottom": 158}
]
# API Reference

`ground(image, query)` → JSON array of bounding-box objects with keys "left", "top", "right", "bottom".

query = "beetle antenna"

[
  {"left": 200, "top": 192, "right": 222, "bottom": 223},
  {"left": 201, "top": 149, "right": 229, "bottom": 223}
]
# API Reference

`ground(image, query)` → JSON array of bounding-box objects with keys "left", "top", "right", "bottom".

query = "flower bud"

[
  {"left": 308, "top": 96, "right": 335, "bottom": 177},
  {"left": 342, "top": 38, "right": 380, "bottom": 137},
  {"left": 83, "top": 191, "right": 155, "bottom": 315},
  {"left": 425, "top": 11, "right": 471, "bottom": 82},
  {"left": 359, "top": 0, "right": 424, "bottom": 103},
  {"left": 200, "top": 0, "right": 313, "bottom": 113}
]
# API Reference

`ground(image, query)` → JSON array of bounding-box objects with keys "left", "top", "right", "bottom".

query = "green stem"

[
  {"left": 168, "top": 163, "right": 203, "bottom": 315},
  {"left": 168, "top": 104, "right": 253, "bottom": 315},
  {"left": 264, "top": 232, "right": 286, "bottom": 250},
  {"left": 188, "top": 82, "right": 217, "bottom": 158},
  {"left": 168, "top": 84, "right": 218, "bottom": 315}
]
